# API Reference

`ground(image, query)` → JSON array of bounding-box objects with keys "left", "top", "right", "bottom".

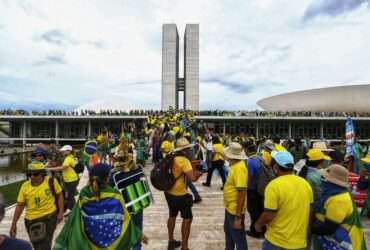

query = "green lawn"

[{"left": 0, "top": 180, "right": 25, "bottom": 207}]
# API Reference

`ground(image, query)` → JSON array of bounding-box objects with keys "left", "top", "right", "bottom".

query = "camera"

[{"left": 191, "top": 160, "right": 208, "bottom": 173}]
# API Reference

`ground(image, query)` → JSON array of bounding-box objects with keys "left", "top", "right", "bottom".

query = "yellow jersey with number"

[{"left": 17, "top": 177, "right": 62, "bottom": 220}]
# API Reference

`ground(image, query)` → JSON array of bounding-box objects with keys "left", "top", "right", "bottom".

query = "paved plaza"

[{"left": 1, "top": 164, "right": 370, "bottom": 249}]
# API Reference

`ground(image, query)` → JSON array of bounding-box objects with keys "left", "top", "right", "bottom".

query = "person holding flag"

[{"left": 53, "top": 163, "right": 148, "bottom": 250}]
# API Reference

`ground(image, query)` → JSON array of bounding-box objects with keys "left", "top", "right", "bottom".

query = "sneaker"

[
  {"left": 246, "top": 230, "right": 263, "bottom": 239},
  {"left": 193, "top": 197, "right": 202, "bottom": 204},
  {"left": 202, "top": 182, "right": 210, "bottom": 187},
  {"left": 168, "top": 240, "right": 181, "bottom": 250}
]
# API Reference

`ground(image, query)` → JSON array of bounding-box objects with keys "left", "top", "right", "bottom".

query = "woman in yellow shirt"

[
  {"left": 10, "top": 161, "right": 64, "bottom": 250},
  {"left": 49, "top": 145, "right": 79, "bottom": 213}
]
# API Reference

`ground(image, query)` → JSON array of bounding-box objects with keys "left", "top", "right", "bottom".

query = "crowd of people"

[
  {"left": 0, "top": 110, "right": 369, "bottom": 249},
  {"left": 1, "top": 108, "right": 370, "bottom": 118}
]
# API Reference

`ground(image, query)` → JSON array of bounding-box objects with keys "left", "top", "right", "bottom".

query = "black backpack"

[
  {"left": 254, "top": 157, "right": 276, "bottom": 196},
  {"left": 150, "top": 153, "right": 183, "bottom": 191},
  {"left": 74, "top": 161, "right": 85, "bottom": 174}
]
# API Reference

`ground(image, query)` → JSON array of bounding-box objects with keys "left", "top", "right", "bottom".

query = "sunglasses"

[{"left": 27, "top": 172, "right": 42, "bottom": 177}]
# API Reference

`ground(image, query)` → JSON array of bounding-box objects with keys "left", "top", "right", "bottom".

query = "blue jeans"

[
  {"left": 132, "top": 212, "right": 143, "bottom": 250},
  {"left": 262, "top": 240, "right": 306, "bottom": 250},
  {"left": 187, "top": 180, "right": 201, "bottom": 200},
  {"left": 224, "top": 211, "right": 248, "bottom": 250}
]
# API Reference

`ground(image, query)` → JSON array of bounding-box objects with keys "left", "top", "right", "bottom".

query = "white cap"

[{"left": 60, "top": 145, "right": 73, "bottom": 152}]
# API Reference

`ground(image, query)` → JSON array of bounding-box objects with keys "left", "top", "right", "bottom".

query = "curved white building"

[{"left": 257, "top": 84, "right": 370, "bottom": 112}]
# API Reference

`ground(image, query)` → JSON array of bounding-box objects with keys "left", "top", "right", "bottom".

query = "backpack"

[
  {"left": 150, "top": 153, "right": 184, "bottom": 191},
  {"left": 48, "top": 177, "right": 63, "bottom": 213},
  {"left": 74, "top": 161, "right": 85, "bottom": 174},
  {"left": 254, "top": 157, "right": 276, "bottom": 196}
]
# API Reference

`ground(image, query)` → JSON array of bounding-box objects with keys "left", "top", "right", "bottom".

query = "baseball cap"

[
  {"left": 60, "top": 145, "right": 73, "bottom": 152},
  {"left": 306, "top": 149, "right": 331, "bottom": 161},
  {"left": 271, "top": 151, "right": 294, "bottom": 169}
]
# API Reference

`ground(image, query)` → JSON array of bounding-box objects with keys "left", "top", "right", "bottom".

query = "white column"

[
  {"left": 320, "top": 122, "right": 324, "bottom": 140},
  {"left": 55, "top": 120, "right": 59, "bottom": 139},
  {"left": 88, "top": 120, "right": 92, "bottom": 139}
]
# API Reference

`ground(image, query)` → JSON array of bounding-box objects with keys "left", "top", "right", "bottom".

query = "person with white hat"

[
  {"left": 223, "top": 142, "right": 248, "bottom": 250},
  {"left": 48, "top": 145, "right": 79, "bottom": 214},
  {"left": 311, "top": 164, "right": 366, "bottom": 250},
  {"left": 165, "top": 138, "right": 202, "bottom": 250},
  {"left": 255, "top": 151, "right": 313, "bottom": 250}
]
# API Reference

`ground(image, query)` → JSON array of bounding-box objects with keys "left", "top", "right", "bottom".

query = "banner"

[{"left": 345, "top": 117, "right": 355, "bottom": 157}]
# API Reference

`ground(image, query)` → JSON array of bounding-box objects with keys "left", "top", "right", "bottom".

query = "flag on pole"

[{"left": 345, "top": 117, "right": 355, "bottom": 157}]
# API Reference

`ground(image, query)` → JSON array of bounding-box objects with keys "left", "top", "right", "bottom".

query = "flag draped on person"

[
  {"left": 53, "top": 186, "right": 141, "bottom": 250},
  {"left": 345, "top": 117, "right": 355, "bottom": 158}
]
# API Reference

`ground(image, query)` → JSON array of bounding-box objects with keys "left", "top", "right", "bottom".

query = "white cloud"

[{"left": 0, "top": 0, "right": 370, "bottom": 110}]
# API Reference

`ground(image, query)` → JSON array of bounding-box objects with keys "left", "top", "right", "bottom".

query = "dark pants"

[
  {"left": 224, "top": 211, "right": 248, "bottom": 250},
  {"left": 25, "top": 213, "right": 57, "bottom": 250},
  {"left": 247, "top": 190, "right": 264, "bottom": 235},
  {"left": 206, "top": 160, "right": 226, "bottom": 186},
  {"left": 187, "top": 180, "right": 201, "bottom": 200},
  {"left": 65, "top": 180, "right": 79, "bottom": 210},
  {"left": 132, "top": 211, "right": 143, "bottom": 250}
]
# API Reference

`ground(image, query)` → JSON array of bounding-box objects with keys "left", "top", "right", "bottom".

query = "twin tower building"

[{"left": 161, "top": 24, "right": 199, "bottom": 111}]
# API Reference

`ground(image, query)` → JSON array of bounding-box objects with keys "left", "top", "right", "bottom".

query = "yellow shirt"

[
  {"left": 261, "top": 150, "right": 272, "bottom": 167},
  {"left": 212, "top": 144, "right": 224, "bottom": 161},
  {"left": 223, "top": 160, "right": 248, "bottom": 215},
  {"left": 315, "top": 192, "right": 364, "bottom": 250},
  {"left": 62, "top": 154, "right": 79, "bottom": 183},
  {"left": 264, "top": 175, "right": 313, "bottom": 249},
  {"left": 17, "top": 177, "right": 62, "bottom": 220},
  {"left": 167, "top": 156, "right": 193, "bottom": 196},
  {"left": 274, "top": 144, "right": 287, "bottom": 152}
]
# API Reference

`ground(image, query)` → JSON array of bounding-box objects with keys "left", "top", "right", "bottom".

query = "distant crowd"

[{"left": 1, "top": 109, "right": 370, "bottom": 118}]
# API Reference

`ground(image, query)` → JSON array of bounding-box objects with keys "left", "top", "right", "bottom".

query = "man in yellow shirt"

[
  {"left": 10, "top": 161, "right": 64, "bottom": 250},
  {"left": 203, "top": 135, "right": 226, "bottom": 189},
  {"left": 223, "top": 142, "right": 248, "bottom": 250},
  {"left": 48, "top": 145, "right": 79, "bottom": 213},
  {"left": 165, "top": 138, "right": 202, "bottom": 250},
  {"left": 255, "top": 151, "right": 313, "bottom": 250}
]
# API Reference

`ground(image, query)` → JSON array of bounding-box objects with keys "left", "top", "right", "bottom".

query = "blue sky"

[{"left": 0, "top": 0, "right": 370, "bottom": 110}]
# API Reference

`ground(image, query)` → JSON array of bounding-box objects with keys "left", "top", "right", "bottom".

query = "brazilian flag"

[{"left": 54, "top": 186, "right": 141, "bottom": 250}]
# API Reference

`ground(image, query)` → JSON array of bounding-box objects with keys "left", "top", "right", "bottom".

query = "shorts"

[{"left": 164, "top": 192, "right": 193, "bottom": 219}]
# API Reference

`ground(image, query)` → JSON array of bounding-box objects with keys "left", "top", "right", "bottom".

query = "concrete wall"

[
  {"left": 258, "top": 84, "right": 370, "bottom": 112},
  {"left": 161, "top": 24, "right": 179, "bottom": 110},
  {"left": 184, "top": 24, "right": 199, "bottom": 111}
]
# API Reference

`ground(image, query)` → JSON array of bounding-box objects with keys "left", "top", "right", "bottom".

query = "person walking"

[
  {"left": 110, "top": 150, "right": 148, "bottom": 250},
  {"left": 165, "top": 138, "right": 202, "bottom": 250},
  {"left": 311, "top": 164, "right": 367, "bottom": 250},
  {"left": 54, "top": 163, "right": 148, "bottom": 249},
  {"left": 203, "top": 135, "right": 226, "bottom": 189},
  {"left": 298, "top": 149, "right": 332, "bottom": 202},
  {"left": 243, "top": 141, "right": 264, "bottom": 238},
  {"left": 255, "top": 151, "right": 313, "bottom": 250},
  {"left": 223, "top": 142, "right": 248, "bottom": 250},
  {"left": 48, "top": 145, "right": 79, "bottom": 214},
  {"left": 10, "top": 162, "right": 64, "bottom": 250}
]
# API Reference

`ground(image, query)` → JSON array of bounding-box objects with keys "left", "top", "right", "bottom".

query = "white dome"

[{"left": 257, "top": 84, "right": 370, "bottom": 112}]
